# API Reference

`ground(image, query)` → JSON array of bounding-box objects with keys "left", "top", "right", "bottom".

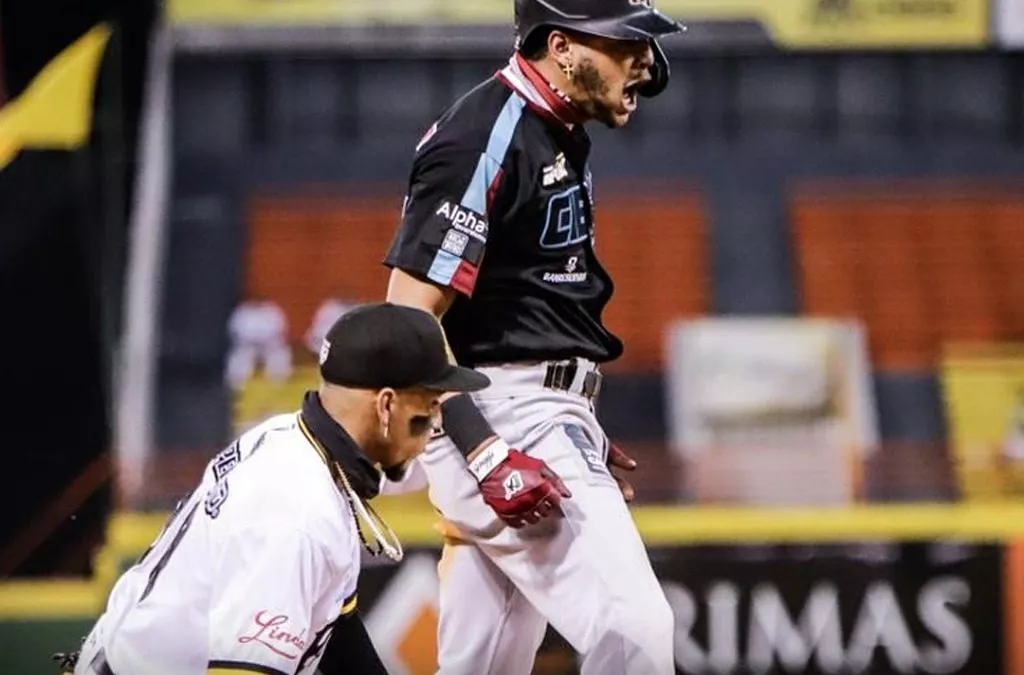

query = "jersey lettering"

[
  {"left": 237, "top": 610, "right": 310, "bottom": 660},
  {"left": 542, "top": 255, "right": 588, "bottom": 284},
  {"left": 205, "top": 440, "right": 243, "bottom": 518},
  {"left": 436, "top": 201, "right": 488, "bottom": 241},
  {"left": 138, "top": 497, "right": 201, "bottom": 603},
  {"left": 136, "top": 494, "right": 188, "bottom": 568},
  {"left": 539, "top": 185, "right": 589, "bottom": 250}
]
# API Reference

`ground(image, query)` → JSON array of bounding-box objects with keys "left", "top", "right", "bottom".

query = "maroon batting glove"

[{"left": 469, "top": 440, "right": 572, "bottom": 528}]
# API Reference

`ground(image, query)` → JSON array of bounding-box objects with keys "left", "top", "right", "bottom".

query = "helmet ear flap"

[{"left": 637, "top": 40, "right": 670, "bottom": 98}]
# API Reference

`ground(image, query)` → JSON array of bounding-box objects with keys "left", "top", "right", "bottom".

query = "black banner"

[
  {"left": 653, "top": 542, "right": 1002, "bottom": 675},
  {"left": 354, "top": 541, "right": 1005, "bottom": 675}
]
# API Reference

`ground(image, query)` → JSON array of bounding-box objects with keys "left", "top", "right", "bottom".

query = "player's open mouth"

[{"left": 623, "top": 82, "right": 640, "bottom": 112}]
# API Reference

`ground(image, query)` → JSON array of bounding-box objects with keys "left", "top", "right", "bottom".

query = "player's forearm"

[
  {"left": 386, "top": 268, "right": 454, "bottom": 319},
  {"left": 431, "top": 320, "right": 500, "bottom": 463},
  {"left": 386, "top": 269, "right": 499, "bottom": 464}
]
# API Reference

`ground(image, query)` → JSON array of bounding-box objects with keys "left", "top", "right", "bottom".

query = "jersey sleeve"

[
  {"left": 207, "top": 524, "right": 347, "bottom": 675},
  {"left": 384, "top": 141, "right": 504, "bottom": 297}
]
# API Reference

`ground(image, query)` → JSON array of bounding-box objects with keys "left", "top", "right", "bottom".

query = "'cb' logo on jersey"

[{"left": 539, "top": 185, "right": 589, "bottom": 249}]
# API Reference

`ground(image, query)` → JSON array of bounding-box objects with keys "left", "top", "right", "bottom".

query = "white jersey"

[{"left": 80, "top": 413, "right": 360, "bottom": 675}]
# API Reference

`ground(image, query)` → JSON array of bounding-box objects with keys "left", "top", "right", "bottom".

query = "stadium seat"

[
  {"left": 594, "top": 185, "right": 710, "bottom": 372},
  {"left": 791, "top": 181, "right": 1024, "bottom": 370}
]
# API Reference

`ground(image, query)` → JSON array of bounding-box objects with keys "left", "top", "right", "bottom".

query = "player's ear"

[
  {"left": 375, "top": 388, "right": 397, "bottom": 431},
  {"left": 548, "top": 29, "right": 573, "bottom": 62}
]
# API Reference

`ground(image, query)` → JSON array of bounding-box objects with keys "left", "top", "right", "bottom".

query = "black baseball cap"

[{"left": 318, "top": 302, "right": 490, "bottom": 393}]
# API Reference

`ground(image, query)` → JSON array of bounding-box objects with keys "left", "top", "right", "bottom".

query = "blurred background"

[{"left": 4, "top": 0, "right": 1024, "bottom": 672}]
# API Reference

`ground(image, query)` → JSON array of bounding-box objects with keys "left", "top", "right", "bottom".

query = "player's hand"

[
  {"left": 607, "top": 442, "right": 637, "bottom": 503},
  {"left": 468, "top": 439, "right": 572, "bottom": 528}
]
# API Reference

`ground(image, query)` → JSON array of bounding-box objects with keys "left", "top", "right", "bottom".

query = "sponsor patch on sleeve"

[
  {"left": 435, "top": 200, "right": 489, "bottom": 242},
  {"left": 441, "top": 229, "right": 470, "bottom": 257},
  {"left": 422, "top": 198, "right": 488, "bottom": 295}
]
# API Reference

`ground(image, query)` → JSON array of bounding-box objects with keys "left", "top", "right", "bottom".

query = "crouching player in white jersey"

[{"left": 59, "top": 303, "right": 489, "bottom": 675}]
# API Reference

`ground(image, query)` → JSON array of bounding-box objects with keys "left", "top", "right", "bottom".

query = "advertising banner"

[
  {"left": 941, "top": 344, "right": 1024, "bottom": 501},
  {"left": 653, "top": 542, "right": 1005, "bottom": 675},
  {"left": 664, "top": 0, "right": 989, "bottom": 48},
  {"left": 353, "top": 541, "right": 1011, "bottom": 675},
  {"left": 3, "top": 520, "right": 1023, "bottom": 675},
  {"left": 664, "top": 318, "right": 879, "bottom": 505},
  {"left": 166, "top": 0, "right": 988, "bottom": 50}
]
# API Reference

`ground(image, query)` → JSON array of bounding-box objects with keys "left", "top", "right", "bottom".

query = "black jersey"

[{"left": 384, "top": 54, "right": 623, "bottom": 368}]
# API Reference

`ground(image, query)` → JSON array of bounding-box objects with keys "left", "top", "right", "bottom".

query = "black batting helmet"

[{"left": 514, "top": 0, "right": 686, "bottom": 98}]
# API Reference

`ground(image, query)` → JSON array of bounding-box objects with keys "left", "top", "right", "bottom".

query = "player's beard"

[
  {"left": 383, "top": 461, "right": 409, "bottom": 482},
  {"left": 571, "top": 58, "right": 621, "bottom": 129}
]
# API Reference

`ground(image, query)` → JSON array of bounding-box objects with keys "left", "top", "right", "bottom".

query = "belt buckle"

[
  {"left": 544, "top": 362, "right": 574, "bottom": 392},
  {"left": 583, "top": 370, "right": 603, "bottom": 401}
]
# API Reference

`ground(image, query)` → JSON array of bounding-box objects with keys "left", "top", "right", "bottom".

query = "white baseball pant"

[{"left": 419, "top": 360, "right": 675, "bottom": 675}]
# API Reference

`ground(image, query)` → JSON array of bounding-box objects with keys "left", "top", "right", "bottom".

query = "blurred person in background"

[
  {"left": 226, "top": 294, "right": 293, "bottom": 390},
  {"left": 382, "top": 0, "right": 686, "bottom": 672},
  {"left": 304, "top": 296, "right": 360, "bottom": 357}
]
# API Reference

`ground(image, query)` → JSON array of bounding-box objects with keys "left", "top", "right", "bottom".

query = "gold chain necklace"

[{"left": 297, "top": 414, "right": 404, "bottom": 562}]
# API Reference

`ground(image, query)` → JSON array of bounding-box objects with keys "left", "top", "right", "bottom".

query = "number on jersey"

[{"left": 135, "top": 439, "right": 244, "bottom": 602}]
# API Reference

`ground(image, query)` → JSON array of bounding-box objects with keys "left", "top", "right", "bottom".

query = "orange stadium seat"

[
  {"left": 586, "top": 186, "right": 709, "bottom": 372},
  {"left": 245, "top": 191, "right": 402, "bottom": 346},
  {"left": 990, "top": 201, "right": 1024, "bottom": 336},
  {"left": 791, "top": 181, "right": 1024, "bottom": 369}
]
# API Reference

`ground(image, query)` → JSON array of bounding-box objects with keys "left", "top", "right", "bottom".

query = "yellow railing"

[{"left": 4, "top": 496, "right": 1024, "bottom": 619}]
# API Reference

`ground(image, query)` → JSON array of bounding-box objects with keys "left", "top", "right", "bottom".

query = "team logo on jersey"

[
  {"left": 539, "top": 185, "right": 589, "bottom": 250},
  {"left": 441, "top": 229, "right": 470, "bottom": 257},
  {"left": 436, "top": 200, "right": 488, "bottom": 241},
  {"left": 542, "top": 152, "right": 570, "bottom": 187},
  {"left": 238, "top": 610, "right": 309, "bottom": 660}
]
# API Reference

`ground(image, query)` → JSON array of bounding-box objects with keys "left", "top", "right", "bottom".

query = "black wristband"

[{"left": 440, "top": 393, "right": 496, "bottom": 459}]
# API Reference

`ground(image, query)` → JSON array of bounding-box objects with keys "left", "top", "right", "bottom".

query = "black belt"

[{"left": 543, "top": 360, "right": 603, "bottom": 401}]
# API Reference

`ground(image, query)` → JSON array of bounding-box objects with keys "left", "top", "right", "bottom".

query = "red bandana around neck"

[{"left": 511, "top": 52, "right": 586, "bottom": 127}]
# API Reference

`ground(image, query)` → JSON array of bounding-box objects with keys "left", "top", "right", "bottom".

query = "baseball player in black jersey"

[{"left": 383, "top": 0, "right": 686, "bottom": 673}]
